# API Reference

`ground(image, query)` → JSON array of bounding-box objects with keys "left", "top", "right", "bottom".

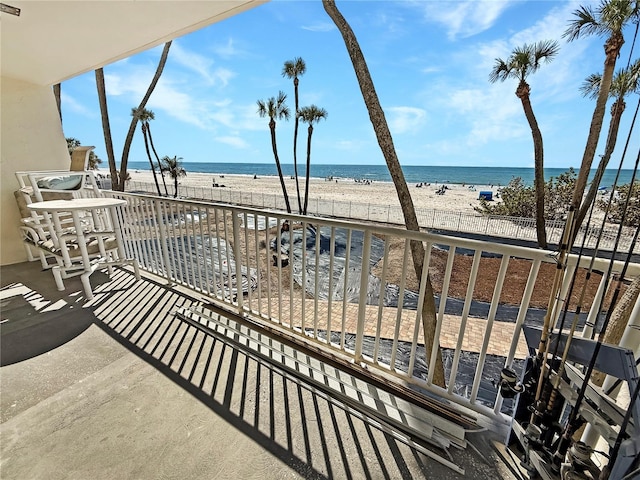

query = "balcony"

[{"left": 2, "top": 190, "right": 638, "bottom": 478}]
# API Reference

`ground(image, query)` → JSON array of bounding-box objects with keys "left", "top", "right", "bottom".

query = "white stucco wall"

[{"left": 1, "top": 77, "right": 69, "bottom": 265}]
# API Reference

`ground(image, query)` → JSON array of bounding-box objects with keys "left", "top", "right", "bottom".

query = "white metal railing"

[
  {"left": 107, "top": 190, "right": 640, "bottom": 428},
  {"left": 127, "top": 180, "right": 639, "bottom": 254}
]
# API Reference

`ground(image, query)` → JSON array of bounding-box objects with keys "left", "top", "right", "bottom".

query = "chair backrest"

[
  {"left": 70, "top": 146, "right": 95, "bottom": 171},
  {"left": 15, "top": 170, "right": 103, "bottom": 202}
]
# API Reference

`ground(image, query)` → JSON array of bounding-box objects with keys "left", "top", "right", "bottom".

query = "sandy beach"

[{"left": 119, "top": 169, "right": 497, "bottom": 215}]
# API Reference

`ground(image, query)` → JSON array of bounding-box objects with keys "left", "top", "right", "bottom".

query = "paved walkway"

[{"left": 258, "top": 297, "right": 528, "bottom": 359}]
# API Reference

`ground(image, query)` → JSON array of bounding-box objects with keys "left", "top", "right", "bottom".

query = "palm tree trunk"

[
  {"left": 147, "top": 126, "right": 169, "bottom": 196},
  {"left": 174, "top": 177, "right": 179, "bottom": 198},
  {"left": 574, "top": 99, "right": 625, "bottom": 238},
  {"left": 571, "top": 34, "right": 621, "bottom": 214},
  {"left": 119, "top": 41, "right": 172, "bottom": 190},
  {"left": 293, "top": 78, "right": 303, "bottom": 214},
  {"left": 303, "top": 125, "right": 313, "bottom": 215},
  {"left": 518, "top": 86, "right": 547, "bottom": 248},
  {"left": 142, "top": 126, "right": 162, "bottom": 196},
  {"left": 323, "top": 0, "right": 445, "bottom": 387},
  {"left": 95, "top": 68, "right": 120, "bottom": 190},
  {"left": 270, "top": 120, "right": 291, "bottom": 213}
]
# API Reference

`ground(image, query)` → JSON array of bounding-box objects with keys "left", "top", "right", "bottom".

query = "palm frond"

[
  {"left": 581, "top": 73, "right": 603, "bottom": 99},
  {"left": 489, "top": 58, "right": 512, "bottom": 83},
  {"left": 533, "top": 40, "right": 560, "bottom": 64},
  {"left": 299, "top": 105, "right": 328, "bottom": 125},
  {"left": 563, "top": 5, "right": 599, "bottom": 41},
  {"left": 282, "top": 56, "right": 307, "bottom": 79},
  {"left": 600, "top": 0, "right": 640, "bottom": 33}
]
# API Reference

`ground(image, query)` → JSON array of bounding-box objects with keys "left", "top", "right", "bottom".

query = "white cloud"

[
  {"left": 61, "top": 92, "right": 94, "bottom": 117},
  {"left": 170, "top": 42, "right": 215, "bottom": 84},
  {"left": 449, "top": 85, "right": 526, "bottom": 146},
  {"left": 415, "top": 0, "right": 518, "bottom": 40},
  {"left": 215, "top": 136, "right": 250, "bottom": 149},
  {"left": 212, "top": 38, "right": 242, "bottom": 59},
  {"left": 104, "top": 68, "right": 212, "bottom": 129},
  {"left": 302, "top": 22, "right": 334, "bottom": 32},
  {"left": 171, "top": 42, "right": 236, "bottom": 87},
  {"left": 423, "top": 0, "right": 593, "bottom": 152},
  {"left": 386, "top": 106, "right": 427, "bottom": 134}
]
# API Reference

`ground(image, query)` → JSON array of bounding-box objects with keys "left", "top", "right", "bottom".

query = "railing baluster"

[
  {"left": 409, "top": 240, "right": 432, "bottom": 380},
  {"left": 265, "top": 213, "right": 272, "bottom": 319},
  {"left": 391, "top": 238, "right": 410, "bottom": 372},
  {"left": 242, "top": 212, "right": 252, "bottom": 311},
  {"left": 327, "top": 226, "right": 336, "bottom": 345},
  {"left": 494, "top": 258, "right": 542, "bottom": 414},
  {"left": 340, "top": 229, "right": 352, "bottom": 350},
  {"left": 355, "top": 230, "right": 372, "bottom": 363},
  {"left": 448, "top": 250, "right": 482, "bottom": 394},
  {"left": 213, "top": 207, "right": 224, "bottom": 302},
  {"left": 301, "top": 223, "right": 307, "bottom": 333},
  {"left": 232, "top": 210, "right": 243, "bottom": 312},
  {"left": 470, "top": 254, "right": 510, "bottom": 404},
  {"left": 373, "top": 237, "right": 391, "bottom": 363},
  {"left": 154, "top": 199, "right": 172, "bottom": 281},
  {"left": 427, "top": 240, "right": 451, "bottom": 386},
  {"left": 581, "top": 272, "right": 609, "bottom": 339},
  {"left": 275, "top": 217, "right": 283, "bottom": 324},
  {"left": 313, "top": 223, "right": 321, "bottom": 339},
  {"left": 254, "top": 212, "right": 262, "bottom": 314}
]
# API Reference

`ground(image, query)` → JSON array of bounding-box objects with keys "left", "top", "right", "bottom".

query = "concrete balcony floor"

[{"left": 1, "top": 262, "right": 524, "bottom": 479}]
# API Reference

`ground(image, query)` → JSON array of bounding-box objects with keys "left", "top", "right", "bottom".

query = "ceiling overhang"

[{"left": 0, "top": 0, "right": 266, "bottom": 86}]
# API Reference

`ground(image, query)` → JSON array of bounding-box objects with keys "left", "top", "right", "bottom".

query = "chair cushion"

[
  {"left": 36, "top": 175, "right": 83, "bottom": 190},
  {"left": 36, "top": 236, "right": 118, "bottom": 257}
]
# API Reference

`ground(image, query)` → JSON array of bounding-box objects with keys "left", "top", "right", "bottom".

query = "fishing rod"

[
  {"left": 551, "top": 150, "right": 640, "bottom": 471},
  {"left": 537, "top": 199, "right": 602, "bottom": 446},
  {"left": 529, "top": 206, "right": 575, "bottom": 427},
  {"left": 537, "top": 99, "right": 640, "bottom": 444},
  {"left": 528, "top": 104, "right": 635, "bottom": 430}
]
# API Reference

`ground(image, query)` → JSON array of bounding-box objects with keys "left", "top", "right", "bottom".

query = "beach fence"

[{"left": 127, "top": 180, "right": 638, "bottom": 254}]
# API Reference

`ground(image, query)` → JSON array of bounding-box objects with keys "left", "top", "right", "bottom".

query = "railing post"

[
  {"left": 232, "top": 211, "right": 243, "bottom": 312},
  {"left": 355, "top": 231, "right": 372, "bottom": 362},
  {"left": 154, "top": 199, "right": 173, "bottom": 283}
]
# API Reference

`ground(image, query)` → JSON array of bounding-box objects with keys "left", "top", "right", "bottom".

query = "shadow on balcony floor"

[{"left": 1, "top": 261, "right": 525, "bottom": 479}]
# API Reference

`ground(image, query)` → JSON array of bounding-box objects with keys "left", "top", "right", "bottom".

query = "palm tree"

[
  {"left": 119, "top": 41, "right": 172, "bottom": 192},
  {"left": 322, "top": 0, "right": 445, "bottom": 387},
  {"left": 257, "top": 91, "right": 292, "bottom": 213},
  {"left": 132, "top": 107, "right": 162, "bottom": 196},
  {"left": 144, "top": 110, "right": 169, "bottom": 196},
  {"left": 283, "top": 57, "right": 307, "bottom": 214},
  {"left": 95, "top": 68, "right": 119, "bottom": 189},
  {"left": 160, "top": 155, "right": 187, "bottom": 198},
  {"left": 574, "top": 59, "right": 640, "bottom": 234},
  {"left": 66, "top": 137, "right": 81, "bottom": 154},
  {"left": 298, "top": 105, "right": 327, "bottom": 215},
  {"left": 489, "top": 40, "right": 560, "bottom": 249},
  {"left": 563, "top": 0, "right": 640, "bottom": 216}
]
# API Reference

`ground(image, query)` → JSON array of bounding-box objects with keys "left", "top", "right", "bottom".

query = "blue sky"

[{"left": 61, "top": 0, "right": 639, "bottom": 169}]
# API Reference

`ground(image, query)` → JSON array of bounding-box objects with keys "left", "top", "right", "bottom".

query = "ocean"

[{"left": 126, "top": 162, "right": 636, "bottom": 189}]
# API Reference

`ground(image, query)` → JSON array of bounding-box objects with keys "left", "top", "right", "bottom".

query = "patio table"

[{"left": 27, "top": 197, "right": 139, "bottom": 299}]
